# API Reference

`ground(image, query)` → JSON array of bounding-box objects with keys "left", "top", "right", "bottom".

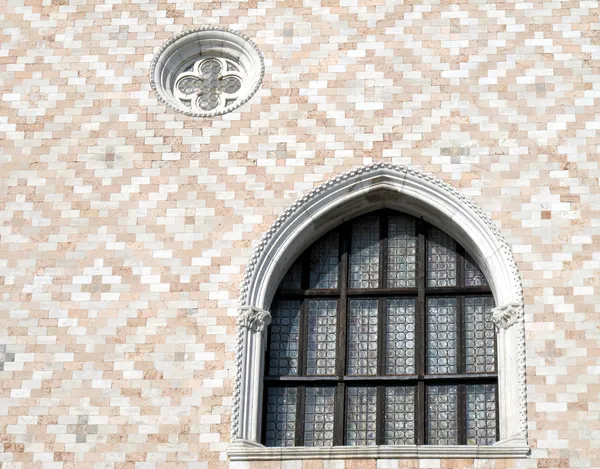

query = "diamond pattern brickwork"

[{"left": 0, "top": 0, "right": 598, "bottom": 466}]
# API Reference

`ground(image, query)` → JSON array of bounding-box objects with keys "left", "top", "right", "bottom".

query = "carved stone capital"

[
  {"left": 238, "top": 306, "right": 271, "bottom": 333},
  {"left": 492, "top": 302, "right": 523, "bottom": 329}
]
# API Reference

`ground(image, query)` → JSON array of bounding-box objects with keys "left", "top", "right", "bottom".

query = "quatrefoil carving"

[{"left": 174, "top": 57, "right": 244, "bottom": 113}]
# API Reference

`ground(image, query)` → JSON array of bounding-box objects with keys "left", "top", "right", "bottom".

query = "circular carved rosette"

[{"left": 150, "top": 28, "right": 264, "bottom": 117}]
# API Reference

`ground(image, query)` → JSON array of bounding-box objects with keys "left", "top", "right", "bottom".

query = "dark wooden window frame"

[{"left": 263, "top": 209, "right": 498, "bottom": 446}]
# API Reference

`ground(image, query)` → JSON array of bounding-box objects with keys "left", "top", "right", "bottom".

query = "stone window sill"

[{"left": 228, "top": 438, "right": 531, "bottom": 461}]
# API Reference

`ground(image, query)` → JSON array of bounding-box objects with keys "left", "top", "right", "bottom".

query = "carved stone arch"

[{"left": 229, "top": 163, "right": 529, "bottom": 460}]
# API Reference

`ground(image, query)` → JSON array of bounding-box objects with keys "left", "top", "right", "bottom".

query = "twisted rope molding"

[{"left": 231, "top": 162, "right": 528, "bottom": 442}]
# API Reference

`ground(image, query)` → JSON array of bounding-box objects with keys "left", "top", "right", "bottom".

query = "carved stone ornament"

[
  {"left": 237, "top": 306, "right": 271, "bottom": 333},
  {"left": 492, "top": 302, "right": 523, "bottom": 329},
  {"left": 150, "top": 27, "right": 265, "bottom": 118},
  {"left": 230, "top": 163, "right": 529, "bottom": 459}
]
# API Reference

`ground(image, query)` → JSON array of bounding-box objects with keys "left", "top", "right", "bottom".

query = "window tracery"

[
  {"left": 150, "top": 28, "right": 264, "bottom": 118},
  {"left": 174, "top": 58, "right": 244, "bottom": 113}
]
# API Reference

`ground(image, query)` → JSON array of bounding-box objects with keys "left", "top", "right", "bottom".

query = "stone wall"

[{"left": 0, "top": 0, "right": 598, "bottom": 468}]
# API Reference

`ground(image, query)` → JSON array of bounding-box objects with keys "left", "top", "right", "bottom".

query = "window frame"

[
  {"left": 228, "top": 163, "right": 530, "bottom": 461},
  {"left": 262, "top": 210, "right": 499, "bottom": 448}
]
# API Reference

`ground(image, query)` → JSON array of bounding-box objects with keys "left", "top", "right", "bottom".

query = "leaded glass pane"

[
  {"left": 265, "top": 387, "right": 297, "bottom": 447},
  {"left": 465, "top": 297, "right": 496, "bottom": 373},
  {"left": 347, "top": 299, "right": 378, "bottom": 375},
  {"left": 426, "top": 385, "right": 458, "bottom": 445},
  {"left": 466, "top": 384, "right": 497, "bottom": 445},
  {"left": 268, "top": 300, "right": 301, "bottom": 376},
  {"left": 387, "top": 215, "right": 417, "bottom": 288},
  {"left": 426, "top": 298, "right": 457, "bottom": 374},
  {"left": 306, "top": 299, "right": 337, "bottom": 375},
  {"left": 264, "top": 212, "right": 500, "bottom": 450},
  {"left": 349, "top": 215, "right": 380, "bottom": 288},
  {"left": 464, "top": 253, "right": 488, "bottom": 286},
  {"left": 345, "top": 387, "right": 377, "bottom": 446},
  {"left": 304, "top": 387, "right": 335, "bottom": 446},
  {"left": 427, "top": 227, "right": 457, "bottom": 287},
  {"left": 385, "top": 298, "right": 416, "bottom": 375},
  {"left": 280, "top": 261, "right": 302, "bottom": 290},
  {"left": 309, "top": 232, "right": 339, "bottom": 289},
  {"left": 384, "top": 386, "right": 416, "bottom": 444}
]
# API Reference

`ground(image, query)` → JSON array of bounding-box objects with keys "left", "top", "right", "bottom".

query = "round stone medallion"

[{"left": 150, "top": 28, "right": 264, "bottom": 117}]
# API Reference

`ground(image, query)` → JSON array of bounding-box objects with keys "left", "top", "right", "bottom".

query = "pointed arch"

[{"left": 230, "top": 163, "right": 529, "bottom": 460}]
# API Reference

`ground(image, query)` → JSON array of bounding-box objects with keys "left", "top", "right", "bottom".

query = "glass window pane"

[
  {"left": 280, "top": 260, "right": 302, "bottom": 290},
  {"left": 426, "top": 298, "right": 457, "bottom": 374},
  {"left": 385, "top": 298, "right": 416, "bottom": 375},
  {"left": 304, "top": 387, "right": 335, "bottom": 447},
  {"left": 384, "top": 386, "right": 416, "bottom": 444},
  {"left": 387, "top": 214, "right": 417, "bottom": 288},
  {"left": 309, "top": 232, "right": 340, "bottom": 289},
  {"left": 465, "top": 297, "right": 496, "bottom": 373},
  {"left": 466, "top": 384, "right": 497, "bottom": 445},
  {"left": 464, "top": 253, "right": 488, "bottom": 286},
  {"left": 427, "top": 227, "right": 457, "bottom": 287},
  {"left": 265, "top": 387, "right": 297, "bottom": 447},
  {"left": 426, "top": 385, "right": 458, "bottom": 445},
  {"left": 306, "top": 299, "right": 337, "bottom": 375},
  {"left": 268, "top": 300, "right": 301, "bottom": 376},
  {"left": 347, "top": 299, "right": 378, "bottom": 375},
  {"left": 349, "top": 215, "right": 380, "bottom": 288},
  {"left": 345, "top": 386, "right": 377, "bottom": 446}
]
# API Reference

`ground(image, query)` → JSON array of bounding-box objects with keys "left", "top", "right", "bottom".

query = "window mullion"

[
  {"left": 380, "top": 210, "right": 388, "bottom": 288},
  {"left": 377, "top": 299, "right": 385, "bottom": 376},
  {"left": 457, "top": 285, "right": 467, "bottom": 445},
  {"left": 332, "top": 226, "right": 349, "bottom": 448},
  {"left": 416, "top": 219, "right": 426, "bottom": 445},
  {"left": 296, "top": 385, "right": 306, "bottom": 446},
  {"left": 377, "top": 385, "right": 385, "bottom": 445},
  {"left": 300, "top": 250, "right": 310, "bottom": 378},
  {"left": 458, "top": 296, "right": 465, "bottom": 375},
  {"left": 458, "top": 237, "right": 467, "bottom": 451},
  {"left": 377, "top": 213, "right": 388, "bottom": 446},
  {"left": 458, "top": 383, "right": 466, "bottom": 445},
  {"left": 334, "top": 382, "right": 345, "bottom": 446},
  {"left": 416, "top": 381, "right": 425, "bottom": 445},
  {"left": 299, "top": 299, "right": 308, "bottom": 377},
  {"left": 377, "top": 214, "right": 387, "bottom": 446},
  {"left": 338, "top": 226, "right": 349, "bottom": 378},
  {"left": 416, "top": 220, "right": 426, "bottom": 378}
]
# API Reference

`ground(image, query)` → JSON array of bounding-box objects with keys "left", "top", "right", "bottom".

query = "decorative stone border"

[
  {"left": 230, "top": 163, "right": 529, "bottom": 459},
  {"left": 149, "top": 27, "right": 265, "bottom": 118}
]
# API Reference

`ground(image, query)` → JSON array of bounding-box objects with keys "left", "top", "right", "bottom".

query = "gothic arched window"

[{"left": 263, "top": 210, "right": 497, "bottom": 447}]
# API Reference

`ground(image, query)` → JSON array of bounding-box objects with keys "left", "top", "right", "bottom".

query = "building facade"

[{"left": 1, "top": 0, "right": 598, "bottom": 468}]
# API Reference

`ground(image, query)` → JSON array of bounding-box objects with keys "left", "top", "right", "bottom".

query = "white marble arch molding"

[{"left": 229, "top": 162, "right": 529, "bottom": 460}]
